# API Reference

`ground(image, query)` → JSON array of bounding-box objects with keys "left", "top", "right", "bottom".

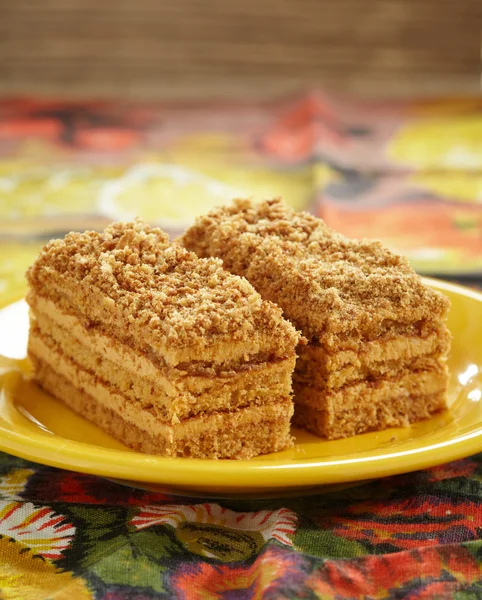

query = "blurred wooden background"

[{"left": 0, "top": 0, "right": 481, "bottom": 99}]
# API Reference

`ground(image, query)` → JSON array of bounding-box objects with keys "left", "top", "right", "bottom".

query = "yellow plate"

[{"left": 0, "top": 278, "right": 482, "bottom": 497}]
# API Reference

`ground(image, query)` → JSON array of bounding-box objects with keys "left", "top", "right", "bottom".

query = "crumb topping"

[
  {"left": 27, "top": 219, "right": 300, "bottom": 352},
  {"left": 180, "top": 198, "right": 450, "bottom": 339}
]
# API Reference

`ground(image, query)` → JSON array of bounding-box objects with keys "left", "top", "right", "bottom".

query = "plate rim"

[{"left": 0, "top": 276, "right": 481, "bottom": 491}]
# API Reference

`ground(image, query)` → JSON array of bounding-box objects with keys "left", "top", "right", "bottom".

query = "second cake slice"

[
  {"left": 180, "top": 198, "right": 451, "bottom": 440},
  {"left": 27, "top": 219, "right": 300, "bottom": 459}
]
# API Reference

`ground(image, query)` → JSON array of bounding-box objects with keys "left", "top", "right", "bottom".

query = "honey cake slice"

[
  {"left": 180, "top": 198, "right": 451, "bottom": 439},
  {"left": 26, "top": 219, "right": 300, "bottom": 458}
]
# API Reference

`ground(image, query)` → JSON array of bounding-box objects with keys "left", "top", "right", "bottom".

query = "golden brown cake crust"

[
  {"left": 180, "top": 198, "right": 450, "bottom": 341},
  {"left": 27, "top": 219, "right": 300, "bottom": 357}
]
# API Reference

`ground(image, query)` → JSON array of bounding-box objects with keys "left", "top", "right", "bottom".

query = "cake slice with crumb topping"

[
  {"left": 180, "top": 198, "right": 451, "bottom": 439},
  {"left": 26, "top": 219, "right": 300, "bottom": 459}
]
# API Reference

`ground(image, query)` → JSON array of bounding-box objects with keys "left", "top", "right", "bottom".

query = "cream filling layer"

[
  {"left": 297, "top": 329, "right": 449, "bottom": 374},
  {"left": 31, "top": 354, "right": 293, "bottom": 444},
  {"left": 29, "top": 347, "right": 293, "bottom": 438},
  {"left": 295, "top": 330, "right": 450, "bottom": 390},
  {"left": 29, "top": 326, "right": 294, "bottom": 421},
  {"left": 295, "top": 354, "right": 448, "bottom": 390},
  {"left": 30, "top": 293, "right": 295, "bottom": 392},
  {"left": 293, "top": 366, "right": 449, "bottom": 412},
  {"left": 29, "top": 293, "right": 170, "bottom": 382}
]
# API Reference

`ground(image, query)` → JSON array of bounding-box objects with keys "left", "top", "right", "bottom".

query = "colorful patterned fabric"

[
  {"left": 2, "top": 93, "right": 482, "bottom": 598},
  {"left": 2, "top": 94, "right": 482, "bottom": 276},
  {"left": 0, "top": 453, "right": 482, "bottom": 598}
]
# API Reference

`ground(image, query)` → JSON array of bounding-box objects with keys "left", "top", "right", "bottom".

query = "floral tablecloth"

[
  {"left": 1, "top": 93, "right": 482, "bottom": 599},
  {"left": 1, "top": 452, "right": 482, "bottom": 598}
]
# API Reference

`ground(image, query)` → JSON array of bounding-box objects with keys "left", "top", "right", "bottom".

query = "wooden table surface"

[{"left": 0, "top": 0, "right": 481, "bottom": 100}]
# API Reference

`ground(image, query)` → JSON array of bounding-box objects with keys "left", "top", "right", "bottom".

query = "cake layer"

[
  {"left": 29, "top": 322, "right": 294, "bottom": 422},
  {"left": 294, "top": 355, "right": 447, "bottom": 391},
  {"left": 30, "top": 292, "right": 294, "bottom": 382},
  {"left": 180, "top": 198, "right": 450, "bottom": 344},
  {"left": 292, "top": 391, "right": 446, "bottom": 439},
  {"left": 295, "top": 329, "right": 450, "bottom": 390},
  {"left": 293, "top": 366, "right": 448, "bottom": 413},
  {"left": 298, "top": 325, "right": 451, "bottom": 370},
  {"left": 312, "top": 319, "right": 450, "bottom": 353},
  {"left": 28, "top": 277, "right": 293, "bottom": 368},
  {"left": 31, "top": 357, "right": 294, "bottom": 459},
  {"left": 27, "top": 220, "right": 300, "bottom": 367}
]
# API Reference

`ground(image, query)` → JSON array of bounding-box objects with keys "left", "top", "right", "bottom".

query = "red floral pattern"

[
  {"left": 318, "top": 495, "right": 482, "bottom": 551},
  {"left": 170, "top": 546, "right": 308, "bottom": 600},
  {"left": 306, "top": 545, "right": 481, "bottom": 599}
]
